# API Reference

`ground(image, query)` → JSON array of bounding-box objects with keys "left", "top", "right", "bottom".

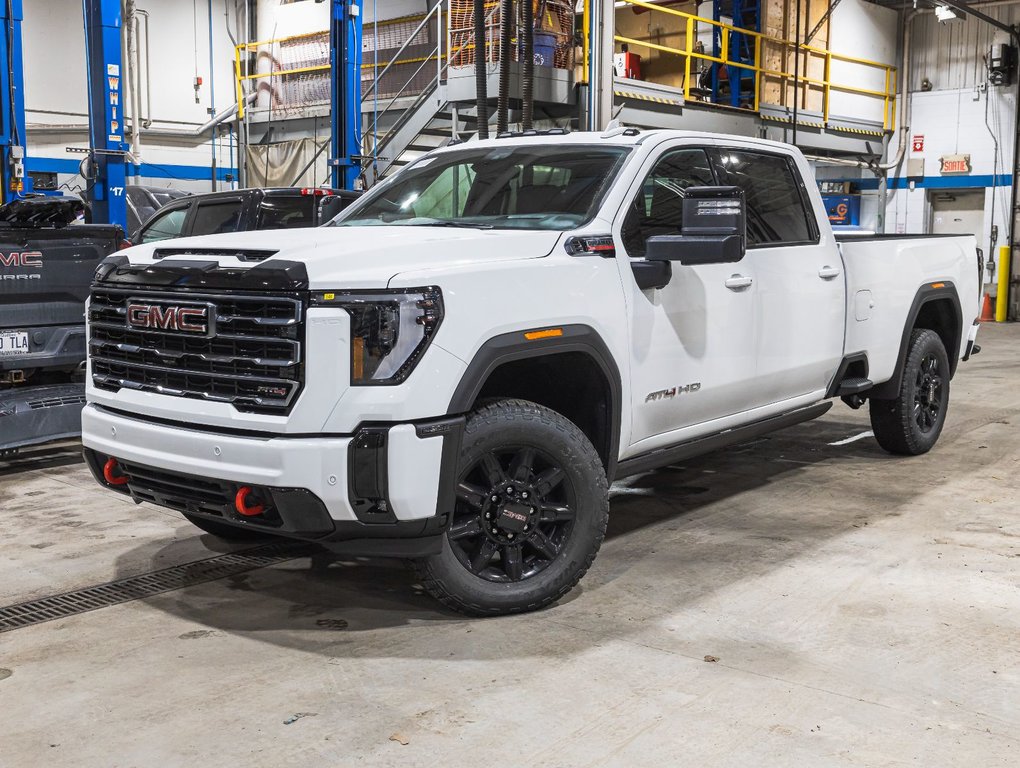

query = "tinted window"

[
  {"left": 140, "top": 207, "right": 188, "bottom": 243},
  {"left": 190, "top": 200, "right": 245, "bottom": 236},
  {"left": 338, "top": 145, "right": 630, "bottom": 231},
  {"left": 713, "top": 151, "right": 816, "bottom": 246},
  {"left": 257, "top": 196, "right": 315, "bottom": 230},
  {"left": 621, "top": 148, "right": 716, "bottom": 258}
]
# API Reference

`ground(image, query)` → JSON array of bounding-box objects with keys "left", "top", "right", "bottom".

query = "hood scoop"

[{"left": 152, "top": 247, "right": 280, "bottom": 263}]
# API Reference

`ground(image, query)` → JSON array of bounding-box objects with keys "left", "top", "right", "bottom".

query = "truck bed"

[{"left": 837, "top": 234, "right": 982, "bottom": 388}]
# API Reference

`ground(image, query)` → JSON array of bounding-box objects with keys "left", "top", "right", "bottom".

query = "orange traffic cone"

[{"left": 980, "top": 292, "right": 995, "bottom": 322}]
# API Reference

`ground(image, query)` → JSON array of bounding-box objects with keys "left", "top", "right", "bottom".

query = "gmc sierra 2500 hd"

[
  {"left": 1, "top": 197, "right": 124, "bottom": 453},
  {"left": 82, "top": 130, "right": 982, "bottom": 615}
]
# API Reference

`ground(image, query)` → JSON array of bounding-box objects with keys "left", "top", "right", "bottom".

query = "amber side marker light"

[
  {"left": 524, "top": 328, "right": 564, "bottom": 341},
  {"left": 931, "top": 282, "right": 945, "bottom": 289}
]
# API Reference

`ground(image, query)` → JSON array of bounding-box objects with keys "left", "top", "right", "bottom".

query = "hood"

[{"left": 121, "top": 225, "right": 563, "bottom": 288}]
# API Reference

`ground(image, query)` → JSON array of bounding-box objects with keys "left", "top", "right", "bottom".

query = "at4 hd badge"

[{"left": 646, "top": 383, "right": 701, "bottom": 402}]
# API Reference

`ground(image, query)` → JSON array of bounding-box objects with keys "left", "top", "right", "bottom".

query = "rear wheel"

[
  {"left": 870, "top": 328, "right": 950, "bottom": 455},
  {"left": 182, "top": 512, "right": 270, "bottom": 540},
  {"left": 414, "top": 399, "right": 609, "bottom": 616}
]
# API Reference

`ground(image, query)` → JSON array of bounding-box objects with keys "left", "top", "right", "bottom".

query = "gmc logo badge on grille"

[{"left": 126, "top": 302, "right": 214, "bottom": 336}]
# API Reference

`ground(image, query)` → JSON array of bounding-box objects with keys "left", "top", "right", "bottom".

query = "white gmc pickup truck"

[{"left": 82, "top": 130, "right": 982, "bottom": 615}]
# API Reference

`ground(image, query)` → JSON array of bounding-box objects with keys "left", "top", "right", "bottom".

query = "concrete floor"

[{"left": 1, "top": 325, "right": 1018, "bottom": 767}]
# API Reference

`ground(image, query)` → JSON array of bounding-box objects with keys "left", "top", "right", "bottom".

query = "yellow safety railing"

[{"left": 611, "top": 0, "right": 897, "bottom": 131}]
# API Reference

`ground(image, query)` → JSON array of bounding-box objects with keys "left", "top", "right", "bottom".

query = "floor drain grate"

[{"left": 0, "top": 540, "right": 317, "bottom": 633}]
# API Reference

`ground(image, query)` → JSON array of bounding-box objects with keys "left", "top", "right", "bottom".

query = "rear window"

[
  {"left": 712, "top": 151, "right": 818, "bottom": 247},
  {"left": 190, "top": 200, "right": 245, "bottom": 237},
  {"left": 257, "top": 196, "right": 315, "bottom": 230}
]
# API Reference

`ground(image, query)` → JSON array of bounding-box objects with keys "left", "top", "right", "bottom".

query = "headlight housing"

[{"left": 311, "top": 287, "right": 443, "bottom": 385}]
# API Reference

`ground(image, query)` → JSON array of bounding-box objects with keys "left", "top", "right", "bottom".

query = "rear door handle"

[
  {"left": 725, "top": 275, "right": 753, "bottom": 290},
  {"left": 818, "top": 265, "right": 842, "bottom": 280}
]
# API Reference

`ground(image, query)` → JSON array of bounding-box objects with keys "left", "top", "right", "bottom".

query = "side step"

[{"left": 836, "top": 377, "right": 873, "bottom": 396}]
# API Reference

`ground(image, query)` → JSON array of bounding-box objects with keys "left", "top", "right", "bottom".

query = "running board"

[{"left": 613, "top": 402, "right": 832, "bottom": 480}]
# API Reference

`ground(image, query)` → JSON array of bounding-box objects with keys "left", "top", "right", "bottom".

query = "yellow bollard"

[{"left": 997, "top": 246, "right": 1011, "bottom": 322}]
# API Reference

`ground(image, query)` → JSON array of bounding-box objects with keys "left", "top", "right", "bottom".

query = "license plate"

[{"left": 0, "top": 331, "right": 30, "bottom": 357}]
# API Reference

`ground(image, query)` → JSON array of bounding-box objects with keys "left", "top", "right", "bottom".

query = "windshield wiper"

[{"left": 404, "top": 220, "right": 495, "bottom": 230}]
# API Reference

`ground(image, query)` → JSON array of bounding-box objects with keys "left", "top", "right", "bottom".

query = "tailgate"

[{"left": 0, "top": 225, "right": 122, "bottom": 327}]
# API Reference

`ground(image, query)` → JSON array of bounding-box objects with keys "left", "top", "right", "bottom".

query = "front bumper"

[{"left": 81, "top": 404, "right": 464, "bottom": 552}]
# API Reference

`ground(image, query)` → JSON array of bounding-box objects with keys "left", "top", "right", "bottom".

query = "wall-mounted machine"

[{"left": 988, "top": 43, "right": 1016, "bottom": 86}]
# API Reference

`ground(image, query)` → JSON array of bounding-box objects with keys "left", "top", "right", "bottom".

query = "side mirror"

[
  {"left": 316, "top": 195, "right": 347, "bottom": 225},
  {"left": 645, "top": 186, "right": 746, "bottom": 266}
]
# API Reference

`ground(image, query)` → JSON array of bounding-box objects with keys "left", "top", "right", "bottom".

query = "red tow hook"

[
  {"left": 234, "top": 486, "right": 265, "bottom": 517},
  {"left": 103, "top": 458, "right": 130, "bottom": 486}
]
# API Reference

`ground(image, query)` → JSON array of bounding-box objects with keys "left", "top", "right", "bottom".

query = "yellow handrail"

[{"left": 612, "top": 0, "right": 897, "bottom": 131}]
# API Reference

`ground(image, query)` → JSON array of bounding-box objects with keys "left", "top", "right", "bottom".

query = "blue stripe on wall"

[
  {"left": 26, "top": 157, "right": 237, "bottom": 183},
  {"left": 840, "top": 174, "right": 1012, "bottom": 191}
]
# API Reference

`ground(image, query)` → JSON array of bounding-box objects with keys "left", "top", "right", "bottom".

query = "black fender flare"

[
  {"left": 446, "top": 324, "right": 623, "bottom": 481},
  {"left": 868, "top": 282, "right": 963, "bottom": 401}
]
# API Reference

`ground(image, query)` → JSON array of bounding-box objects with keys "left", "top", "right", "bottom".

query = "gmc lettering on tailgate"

[{"left": 0, "top": 251, "right": 43, "bottom": 280}]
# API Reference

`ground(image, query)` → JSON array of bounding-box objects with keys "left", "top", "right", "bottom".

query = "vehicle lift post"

[
  {"left": 330, "top": 0, "right": 362, "bottom": 190},
  {"left": 0, "top": 0, "right": 31, "bottom": 200},
  {"left": 83, "top": 0, "right": 128, "bottom": 231}
]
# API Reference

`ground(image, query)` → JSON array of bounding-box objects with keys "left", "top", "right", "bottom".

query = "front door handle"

[
  {"left": 818, "top": 265, "right": 842, "bottom": 280},
  {"left": 725, "top": 275, "right": 753, "bottom": 290}
]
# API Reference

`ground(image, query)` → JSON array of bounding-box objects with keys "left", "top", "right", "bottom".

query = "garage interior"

[{"left": 2, "top": 0, "right": 1020, "bottom": 765}]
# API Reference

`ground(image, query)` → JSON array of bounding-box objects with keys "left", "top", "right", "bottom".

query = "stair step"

[
  {"left": 435, "top": 112, "right": 478, "bottom": 124},
  {"left": 837, "top": 377, "right": 873, "bottom": 395}
]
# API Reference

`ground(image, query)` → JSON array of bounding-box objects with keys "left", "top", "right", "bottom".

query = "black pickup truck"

[
  {"left": 131, "top": 187, "right": 360, "bottom": 244},
  {"left": 0, "top": 197, "right": 124, "bottom": 453}
]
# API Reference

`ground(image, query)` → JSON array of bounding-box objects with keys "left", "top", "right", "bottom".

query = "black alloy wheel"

[
  {"left": 448, "top": 445, "right": 577, "bottom": 583},
  {"left": 414, "top": 399, "right": 609, "bottom": 616},
  {"left": 870, "top": 328, "right": 951, "bottom": 455},
  {"left": 913, "top": 352, "right": 944, "bottom": 434}
]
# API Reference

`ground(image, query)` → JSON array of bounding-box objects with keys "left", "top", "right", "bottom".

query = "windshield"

[{"left": 334, "top": 144, "right": 630, "bottom": 230}]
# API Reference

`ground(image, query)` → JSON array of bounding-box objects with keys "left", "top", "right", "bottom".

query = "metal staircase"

[{"left": 359, "top": 1, "right": 487, "bottom": 187}]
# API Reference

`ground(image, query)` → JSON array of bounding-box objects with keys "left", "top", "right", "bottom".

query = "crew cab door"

[
  {"left": 711, "top": 149, "right": 845, "bottom": 403},
  {"left": 616, "top": 146, "right": 761, "bottom": 452}
]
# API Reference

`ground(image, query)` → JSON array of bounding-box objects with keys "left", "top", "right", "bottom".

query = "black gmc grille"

[{"left": 88, "top": 287, "right": 305, "bottom": 414}]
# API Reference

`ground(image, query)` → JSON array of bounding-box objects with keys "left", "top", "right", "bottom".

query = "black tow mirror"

[{"left": 645, "top": 186, "right": 747, "bottom": 266}]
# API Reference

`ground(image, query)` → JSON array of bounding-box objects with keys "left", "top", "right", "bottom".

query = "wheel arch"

[
  {"left": 447, "top": 325, "right": 623, "bottom": 481},
  {"left": 869, "top": 283, "right": 963, "bottom": 400}
]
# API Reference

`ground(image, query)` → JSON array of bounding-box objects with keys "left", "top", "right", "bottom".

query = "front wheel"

[
  {"left": 870, "top": 328, "right": 951, "bottom": 455},
  {"left": 413, "top": 399, "right": 609, "bottom": 616}
]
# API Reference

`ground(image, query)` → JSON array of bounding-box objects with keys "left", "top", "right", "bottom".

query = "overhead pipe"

[
  {"left": 123, "top": 0, "right": 142, "bottom": 164},
  {"left": 522, "top": 0, "right": 534, "bottom": 129},
  {"left": 26, "top": 94, "right": 255, "bottom": 140},
  {"left": 135, "top": 8, "right": 151, "bottom": 128},
  {"left": 474, "top": 0, "right": 489, "bottom": 138},
  {"left": 497, "top": 0, "right": 512, "bottom": 133}
]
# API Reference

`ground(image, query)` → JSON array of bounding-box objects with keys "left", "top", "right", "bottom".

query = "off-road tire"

[
  {"left": 413, "top": 399, "right": 609, "bottom": 616},
  {"left": 183, "top": 512, "right": 270, "bottom": 540},
  {"left": 870, "top": 328, "right": 951, "bottom": 455}
]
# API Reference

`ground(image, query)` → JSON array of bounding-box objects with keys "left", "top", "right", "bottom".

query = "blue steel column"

[
  {"left": 0, "top": 0, "right": 30, "bottom": 200},
  {"left": 83, "top": 0, "right": 127, "bottom": 229},
  {"left": 330, "top": 0, "right": 362, "bottom": 190}
]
